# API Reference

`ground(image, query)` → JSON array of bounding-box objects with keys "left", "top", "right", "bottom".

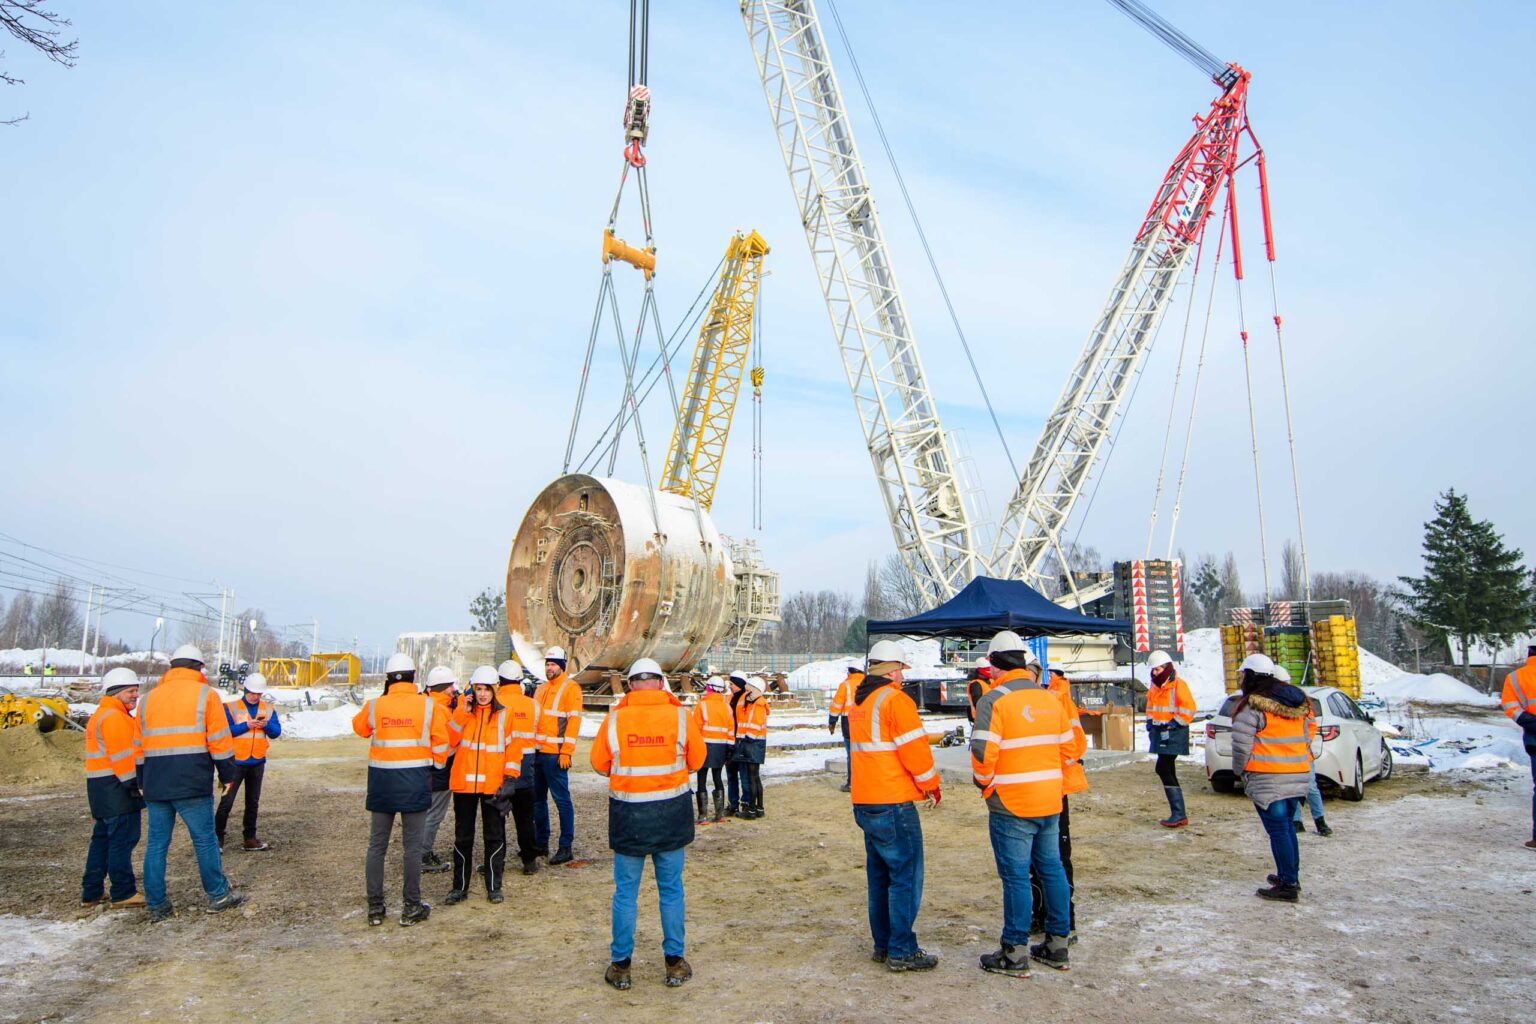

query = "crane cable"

[
  {"left": 823, "top": 0, "right": 1019, "bottom": 482},
  {"left": 751, "top": 272, "right": 767, "bottom": 532},
  {"left": 1229, "top": 182, "right": 1272, "bottom": 606},
  {"left": 1143, "top": 230, "right": 1208, "bottom": 557}
]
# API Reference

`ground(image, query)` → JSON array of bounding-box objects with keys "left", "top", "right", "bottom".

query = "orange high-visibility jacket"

[
  {"left": 448, "top": 702, "right": 523, "bottom": 794},
  {"left": 828, "top": 672, "right": 863, "bottom": 717},
  {"left": 352, "top": 680, "right": 452, "bottom": 813},
  {"left": 1046, "top": 675, "right": 1089, "bottom": 795},
  {"left": 735, "top": 694, "right": 770, "bottom": 740},
  {"left": 848, "top": 679, "right": 939, "bottom": 805},
  {"left": 1502, "top": 657, "right": 1536, "bottom": 721},
  {"left": 1146, "top": 675, "right": 1196, "bottom": 726},
  {"left": 228, "top": 696, "right": 277, "bottom": 762},
  {"left": 1244, "top": 699, "right": 1315, "bottom": 775},
  {"left": 691, "top": 690, "right": 735, "bottom": 747},
  {"left": 591, "top": 689, "right": 707, "bottom": 800},
  {"left": 139, "top": 667, "right": 235, "bottom": 802},
  {"left": 970, "top": 668, "right": 1070, "bottom": 818},
  {"left": 84, "top": 693, "right": 142, "bottom": 819},
  {"left": 968, "top": 677, "right": 995, "bottom": 720},
  {"left": 534, "top": 674, "right": 583, "bottom": 756}
]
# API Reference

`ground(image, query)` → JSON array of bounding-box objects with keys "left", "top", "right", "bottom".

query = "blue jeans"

[
  {"left": 1526, "top": 744, "right": 1536, "bottom": 840},
  {"left": 854, "top": 802, "right": 925, "bottom": 958},
  {"left": 988, "top": 811, "right": 1071, "bottom": 945},
  {"left": 1293, "top": 775, "right": 1324, "bottom": 822},
  {"left": 533, "top": 752, "right": 574, "bottom": 850},
  {"left": 611, "top": 847, "right": 686, "bottom": 962},
  {"left": 1256, "top": 797, "right": 1301, "bottom": 886},
  {"left": 841, "top": 717, "right": 851, "bottom": 785},
  {"left": 144, "top": 797, "right": 229, "bottom": 908},
  {"left": 81, "top": 811, "right": 141, "bottom": 902},
  {"left": 727, "top": 761, "right": 746, "bottom": 808}
]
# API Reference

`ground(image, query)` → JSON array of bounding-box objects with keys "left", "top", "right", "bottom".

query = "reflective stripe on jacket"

[
  {"left": 1147, "top": 676, "right": 1196, "bottom": 726},
  {"left": 428, "top": 689, "right": 459, "bottom": 792},
  {"left": 228, "top": 697, "right": 277, "bottom": 763},
  {"left": 848, "top": 678, "right": 938, "bottom": 805},
  {"left": 1046, "top": 675, "right": 1089, "bottom": 795},
  {"left": 590, "top": 689, "right": 707, "bottom": 856},
  {"left": 534, "top": 675, "right": 583, "bottom": 756},
  {"left": 500, "top": 686, "right": 541, "bottom": 789},
  {"left": 448, "top": 702, "right": 522, "bottom": 794},
  {"left": 970, "top": 668, "right": 1068, "bottom": 818},
  {"left": 735, "top": 696, "right": 769, "bottom": 740},
  {"left": 139, "top": 668, "right": 235, "bottom": 802},
  {"left": 1233, "top": 693, "right": 1314, "bottom": 775},
  {"left": 691, "top": 691, "right": 735, "bottom": 746},
  {"left": 351, "top": 681, "right": 450, "bottom": 813},
  {"left": 828, "top": 672, "right": 863, "bottom": 717},
  {"left": 1502, "top": 660, "right": 1536, "bottom": 722},
  {"left": 968, "top": 677, "right": 994, "bottom": 721},
  {"left": 84, "top": 695, "right": 142, "bottom": 819}
]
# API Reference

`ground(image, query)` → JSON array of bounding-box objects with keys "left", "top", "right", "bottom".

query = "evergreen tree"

[
  {"left": 1190, "top": 554, "right": 1224, "bottom": 627},
  {"left": 469, "top": 587, "right": 505, "bottom": 633},
  {"left": 1397, "top": 489, "right": 1534, "bottom": 669}
]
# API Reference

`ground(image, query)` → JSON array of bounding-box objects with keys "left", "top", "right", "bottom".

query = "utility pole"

[
  {"left": 311, "top": 619, "right": 319, "bottom": 657},
  {"left": 216, "top": 588, "right": 230, "bottom": 671},
  {"left": 79, "top": 583, "right": 94, "bottom": 679}
]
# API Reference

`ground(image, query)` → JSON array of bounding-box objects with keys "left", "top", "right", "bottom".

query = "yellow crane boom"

[{"left": 660, "top": 229, "right": 770, "bottom": 511}]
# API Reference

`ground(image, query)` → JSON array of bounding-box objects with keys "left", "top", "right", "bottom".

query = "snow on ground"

[
  {"left": 0, "top": 913, "right": 119, "bottom": 1007},
  {"left": 1174, "top": 627, "right": 1228, "bottom": 710},
  {"left": 784, "top": 638, "right": 955, "bottom": 692},
  {"left": 282, "top": 704, "right": 363, "bottom": 739},
  {"left": 0, "top": 647, "right": 164, "bottom": 673},
  {"left": 1375, "top": 705, "right": 1529, "bottom": 772},
  {"left": 1368, "top": 672, "right": 1498, "bottom": 706}
]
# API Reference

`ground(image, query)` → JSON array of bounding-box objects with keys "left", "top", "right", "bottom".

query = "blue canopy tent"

[{"left": 866, "top": 576, "right": 1131, "bottom": 642}]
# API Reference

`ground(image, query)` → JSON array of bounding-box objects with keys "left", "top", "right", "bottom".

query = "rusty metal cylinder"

[{"left": 506, "top": 474, "right": 734, "bottom": 683}]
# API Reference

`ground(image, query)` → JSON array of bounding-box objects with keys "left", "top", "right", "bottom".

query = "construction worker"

[
  {"left": 216, "top": 673, "right": 280, "bottom": 852},
  {"left": 732, "top": 676, "right": 770, "bottom": 818},
  {"left": 966, "top": 655, "right": 994, "bottom": 726},
  {"left": 138, "top": 645, "right": 242, "bottom": 923},
  {"left": 352, "top": 653, "right": 450, "bottom": 927},
  {"left": 1499, "top": 643, "right": 1536, "bottom": 850},
  {"left": 495, "top": 660, "right": 542, "bottom": 873},
  {"left": 445, "top": 666, "right": 524, "bottom": 905},
  {"left": 533, "top": 646, "right": 581, "bottom": 864},
  {"left": 81, "top": 667, "right": 145, "bottom": 910},
  {"left": 420, "top": 666, "right": 460, "bottom": 874},
  {"left": 1030, "top": 665, "right": 1087, "bottom": 939},
  {"left": 1276, "top": 665, "right": 1331, "bottom": 837},
  {"left": 970, "top": 630, "right": 1073, "bottom": 977},
  {"left": 724, "top": 671, "right": 748, "bottom": 815},
  {"left": 849, "top": 639, "right": 941, "bottom": 972},
  {"left": 590, "top": 658, "right": 706, "bottom": 990},
  {"left": 1229, "top": 653, "right": 1314, "bottom": 902},
  {"left": 23, "top": 661, "right": 33, "bottom": 676},
  {"left": 1145, "top": 649, "right": 1196, "bottom": 828},
  {"left": 691, "top": 675, "right": 734, "bottom": 822},
  {"left": 827, "top": 660, "right": 864, "bottom": 792}
]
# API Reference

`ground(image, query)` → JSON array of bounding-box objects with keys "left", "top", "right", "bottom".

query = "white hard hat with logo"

[
  {"left": 544, "top": 646, "right": 567, "bottom": 663},
  {"left": 627, "top": 657, "right": 665, "bottom": 680},
  {"left": 101, "top": 667, "right": 139, "bottom": 694},
  {"left": 384, "top": 652, "right": 416, "bottom": 676}
]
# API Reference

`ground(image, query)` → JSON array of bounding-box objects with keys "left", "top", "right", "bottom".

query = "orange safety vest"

[
  {"left": 848, "top": 679, "right": 939, "bottom": 805},
  {"left": 1502, "top": 658, "right": 1536, "bottom": 721},
  {"left": 1146, "top": 675, "right": 1196, "bottom": 726},
  {"left": 591, "top": 690, "right": 706, "bottom": 803},
  {"left": 228, "top": 697, "right": 276, "bottom": 761},
  {"left": 691, "top": 691, "right": 735, "bottom": 746},
  {"left": 1045, "top": 675, "right": 1089, "bottom": 796},
  {"left": 968, "top": 677, "right": 994, "bottom": 719},
  {"left": 448, "top": 702, "right": 521, "bottom": 794},
  {"left": 534, "top": 674, "right": 583, "bottom": 756},
  {"left": 501, "top": 687, "right": 540, "bottom": 754},
  {"left": 353, "top": 684, "right": 443, "bottom": 770},
  {"left": 735, "top": 695, "right": 770, "bottom": 740},
  {"left": 1246, "top": 704, "right": 1315, "bottom": 774},
  {"left": 138, "top": 667, "right": 235, "bottom": 801},
  {"left": 970, "top": 668, "right": 1069, "bottom": 818},
  {"left": 828, "top": 672, "right": 863, "bottom": 717},
  {"left": 85, "top": 694, "right": 141, "bottom": 785}
]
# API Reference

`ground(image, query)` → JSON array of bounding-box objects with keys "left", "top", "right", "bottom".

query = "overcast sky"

[{"left": 3, "top": 1, "right": 1532, "bottom": 653}]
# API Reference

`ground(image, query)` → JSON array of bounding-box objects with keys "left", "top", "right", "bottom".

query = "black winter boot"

[
  {"left": 1029, "top": 934, "right": 1071, "bottom": 971},
  {"left": 979, "top": 943, "right": 1030, "bottom": 978},
  {"left": 1255, "top": 882, "right": 1300, "bottom": 903}
]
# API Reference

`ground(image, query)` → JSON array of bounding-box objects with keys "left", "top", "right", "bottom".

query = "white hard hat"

[
  {"left": 544, "top": 646, "right": 567, "bottom": 663},
  {"left": 627, "top": 657, "right": 665, "bottom": 681},
  {"left": 973, "top": 655, "right": 989, "bottom": 670},
  {"left": 169, "top": 644, "right": 205, "bottom": 665},
  {"left": 101, "top": 667, "right": 139, "bottom": 693},
  {"left": 745, "top": 676, "right": 766, "bottom": 694},
  {"left": 1147, "top": 650, "right": 1175, "bottom": 671},
  {"left": 469, "top": 665, "right": 499, "bottom": 688},
  {"left": 1273, "top": 664, "right": 1292, "bottom": 683},
  {"left": 867, "top": 639, "right": 909, "bottom": 668},
  {"left": 243, "top": 673, "right": 269, "bottom": 695},
  {"left": 704, "top": 675, "right": 727, "bottom": 693},
  {"left": 847, "top": 660, "right": 864, "bottom": 672},
  {"left": 729, "top": 670, "right": 749, "bottom": 685},
  {"left": 986, "top": 630, "right": 1027, "bottom": 655},
  {"left": 426, "top": 666, "right": 456, "bottom": 690},
  {"left": 1238, "top": 653, "right": 1277, "bottom": 676},
  {"left": 496, "top": 659, "right": 523, "bottom": 681},
  {"left": 384, "top": 652, "right": 416, "bottom": 676}
]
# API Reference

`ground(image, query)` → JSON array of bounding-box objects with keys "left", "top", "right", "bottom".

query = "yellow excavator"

[{"left": 0, "top": 691, "right": 78, "bottom": 732}]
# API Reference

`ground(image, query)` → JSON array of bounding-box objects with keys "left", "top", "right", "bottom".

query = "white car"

[{"left": 1203, "top": 686, "right": 1393, "bottom": 800}]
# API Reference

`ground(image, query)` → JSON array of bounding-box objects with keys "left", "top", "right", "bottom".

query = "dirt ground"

[{"left": 2, "top": 734, "right": 1533, "bottom": 1024}]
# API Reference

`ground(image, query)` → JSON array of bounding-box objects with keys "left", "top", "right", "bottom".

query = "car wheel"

[
  {"left": 1341, "top": 752, "right": 1365, "bottom": 802},
  {"left": 1210, "top": 773, "right": 1235, "bottom": 794},
  {"left": 1376, "top": 741, "right": 1393, "bottom": 781}
]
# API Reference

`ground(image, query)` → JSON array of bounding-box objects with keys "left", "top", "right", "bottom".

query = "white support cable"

[
  {"left": 1144, "top": 254, "right": 1203, "bottom": 557},
  {"left": 1266, "top": 260, "right": 1311, "bottom": 604},
  {"left": 1232, "top": 242, "right": 1271, "bottom": 606}
]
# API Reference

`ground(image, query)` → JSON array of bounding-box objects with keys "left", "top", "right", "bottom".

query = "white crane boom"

[{"left": 740, "top": 0, "right": 980, "bottom": 602}]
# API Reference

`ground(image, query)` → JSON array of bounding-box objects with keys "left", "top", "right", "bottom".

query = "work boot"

[
  {"left": 399, "top": 900, "right": 432, "bottom": 926},
  {"left": 839, "top": 782, "right": 851, "bottom": 793},
  {"left": 110, "top": 893, "right": 146, "bottom": 910},
  {"left": 487, "top": 889, "right": 504, "bottom": 904},
  {"left": 206, "top": 889, "right": 245, "bottom": 914},
  {"left": 979, "top": 943, "right": 1030, "bottom": 978},
  {"left": 532, "top": 844, "right": 550, "bottom": 859},
  {"left": 147, "top": 901, "right": 175, "bottom": 924},
  {"left": 1293, "top": 819, "right": 1305, "bottom": 834},
  {"left": 422, "top": 851, "right": 450, "bottom": 874},
  {"left": 664, "top": 955, "right": 693, "bottom": 987},
  {"left": 1314, "top": 818, "right": 1333, "bottom": 837},
  {"left": 367, "top": 901, "right": 386, "bottom": 927},
  {"left": 724, "top": 804, "right": 739, "bottom": 818},
  {"left": 712, "top": 793, "right": 725, "bottom": 823},
  {"left": 605, "top": 961, "right": 632, "bottom": 990},
  {"left": 696, "top": 792, "right": 709, "bottom": 823},
  {"left": 522, "top": 860, "right": 540, "bottom": 876},
  {"left": 549, "top": 847, "right": 574, "bottom": 866},
  {"left": 1524, "top": 839, "right": 1536, "bottom": 850},
  {"left": 444, "top": 889, "right": 468, "bottom": 906},
  {"left": 1029, "top": 934, "right": 1071, "bottom": 971},
  {"left": 870, "top": 948, "right": 888, "bottom": 964},
  {"left": 886, "top": 949, "right": 938, "bottom": 972},
  {"left": 1159, "top": 786, "right": 1188, "bottom": 828},
  {"left": 1266, "top": 874, "right": 1303, "bottom": 891},
  {"left": 80, "top": 897, "right": 103, "bottom": 910},
  {"left": 1255, "top": 882, "right": 1300, "bottom": 903},
  {"left": 243, "top": 837, "right": 271, "bottom": 852}
]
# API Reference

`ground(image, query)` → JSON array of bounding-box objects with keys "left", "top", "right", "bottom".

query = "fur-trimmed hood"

[{"left": 1248, "top": 689, "right": 1307, "bottom": 719}]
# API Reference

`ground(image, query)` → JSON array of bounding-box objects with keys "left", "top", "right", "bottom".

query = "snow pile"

[
  {"left": 282, "top": 703, "right": 362, "bottom": 739},
  {"left": 0, "top": 648, "right": 165, "bottom": 672},
  {"left": 1378, "top": 707, "right": 1528, "bottom": 772},
  {"left": 1366, "top": 673, "right": 1498, "bottom": 706},
  {"left": 785, "top": 660, "right": 860, "bottom": 690},
  {"left": 1173, "top": 628, "right": 1228, "bottom": 711},
  {"left": 785, "top": 638, "right": 956, "bottom": 692}
]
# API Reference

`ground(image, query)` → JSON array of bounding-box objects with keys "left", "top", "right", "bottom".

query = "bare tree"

[
  {"left": 2, "top": 590, "right": 36, "bottom": 648},
  {"left": 878, "top": 554, "right": 927, "bottom": 618},
  {"left": 1280, "top": 540, "right": 1305, "bottom": 602},
  {"left": 34, "top": 579, "right": 81, "bottom": 648},
  {"left": 774, "top": 589, "right": 857, "bottom": 652},
  {"left": 1219, "top": 553, "right": 1246, "bottom": 615},
  {"left": 862, "top": 561, "right": 890, "bottom": 620},
  {"left": 2, "top": 1, "right": 77, "bottom": 125}
]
